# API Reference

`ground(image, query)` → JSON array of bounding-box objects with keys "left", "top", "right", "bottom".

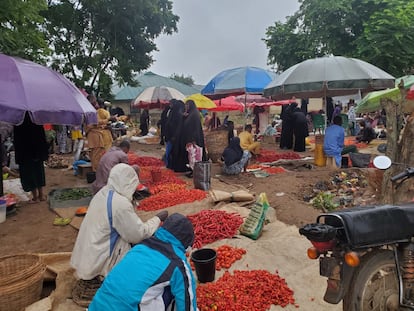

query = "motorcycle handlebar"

[{"left": 391, "top": 168, "right": 414, "bottom": 182}]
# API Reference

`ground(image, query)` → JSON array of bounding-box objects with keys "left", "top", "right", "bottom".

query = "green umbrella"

[{"left": 356, "top": 75, "right": 414, "bottom": 113}]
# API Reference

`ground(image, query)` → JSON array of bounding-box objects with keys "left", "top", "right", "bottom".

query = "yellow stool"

[{"left": 326, "top": 157, "right": 338, "bottom": 169}]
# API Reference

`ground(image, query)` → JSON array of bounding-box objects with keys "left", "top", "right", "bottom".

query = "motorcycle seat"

[{"left": 321, "top": 203, "right": 414, "bottom": 248}]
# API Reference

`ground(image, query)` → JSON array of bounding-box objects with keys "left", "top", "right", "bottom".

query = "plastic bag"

[
  {"left": 186, "top": 143, "right": 203, "bottom": 171},
  {"left": 240, "top": 193, "right": 269, "bottom": 240},
  {"left": 193, "top": 161, "right": 211, "bottom": 191}
]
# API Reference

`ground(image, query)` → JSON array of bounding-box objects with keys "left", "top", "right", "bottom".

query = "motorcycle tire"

[{"left": 343, "top": 250, "right": 400, "bottom": 311}]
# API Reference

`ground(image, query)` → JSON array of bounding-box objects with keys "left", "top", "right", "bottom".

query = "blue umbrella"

[{"left": 201, "top": 66, "right": 277, "bottom": 99}]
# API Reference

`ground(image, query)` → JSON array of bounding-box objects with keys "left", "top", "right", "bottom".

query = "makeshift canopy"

[{"left": 212, "top": 96, "right": 244, "bottom": 112}]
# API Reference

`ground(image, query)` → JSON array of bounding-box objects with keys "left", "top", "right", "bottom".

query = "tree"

[
  {"left": 45, "top": 0, "right": 179, "bottom": 98},
  {"left": 0, "top": 0, "right": 49, "bottom": 61},
  {"left": 170, "top": 73, "right": 194, "bottom": 86},
  {"left": 356, "top": 0, "right": 414, "bottom": 77},
  {"left": 264, "top": 0, "right": 414, "bottom": 76}
]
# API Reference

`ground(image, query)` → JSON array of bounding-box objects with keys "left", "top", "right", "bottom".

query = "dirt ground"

[
  {"left": 0, "top": 141, "right": 347, "bottom": 255},
  {"left": 0, "top": 139, "right": 380, "bottom": 310}
]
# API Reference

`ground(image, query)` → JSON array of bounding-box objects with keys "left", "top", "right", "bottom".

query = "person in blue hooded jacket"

[{"left": 88, "top": 213, "right": 198, "bottom": 311}]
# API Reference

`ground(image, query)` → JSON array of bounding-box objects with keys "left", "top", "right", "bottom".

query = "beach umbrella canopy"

[
  {"left": 264, "top": 56, "right": 395, "bottom": 100},
  {"left": 184, "top": 93, "right": 216, "bottom": 109},
  {"left": 356, "top": 75, "right": 414, "bottom": 113},
  {"left": 0, "top": 53, "right": 97, "bottom": 125},
  {"left": 212, "top": 96, "right": 245, "bottom": 112},
  {"left": 132, "top": 86, "right": 186, "bottom": 109},
  {"left": 201, "top": 66, "right": 277, "bottom": 99}
]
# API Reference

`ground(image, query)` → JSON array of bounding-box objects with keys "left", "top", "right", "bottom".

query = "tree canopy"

[
  {"left": 170, "top": 73, "right": 195, "bottom": 86},
  {"left": 0, "top": 0, "right": 49, "bottom": 61},
  {"left": 1, "top": 0, "right": 179, "bottom": 98},
  {"left": 264, "top": 0, "right": 414, "bottom": 76},
  {"left": 45, "top": 0, "right": 179, "bottom": 98}
]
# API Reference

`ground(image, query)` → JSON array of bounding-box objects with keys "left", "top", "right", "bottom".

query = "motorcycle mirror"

[{"left": 373, "top": 155, "right": 392, "bottom": 170}]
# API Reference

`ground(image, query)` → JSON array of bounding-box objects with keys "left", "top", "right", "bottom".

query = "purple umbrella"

[{"left": 0, "top": 54, "right": 97, "bottom": 125}]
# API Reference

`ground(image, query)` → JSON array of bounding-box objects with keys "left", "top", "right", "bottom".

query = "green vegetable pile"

[
  {"left": 311, "top": 192, "right": 339, "bottom": 212},
  {"left": 55, "top": 188, "right": 92, "bottom": 201}
]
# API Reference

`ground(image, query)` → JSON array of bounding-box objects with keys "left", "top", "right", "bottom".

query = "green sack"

[{"left": 240, "top": 193, "right": 269, "bottom": 240}]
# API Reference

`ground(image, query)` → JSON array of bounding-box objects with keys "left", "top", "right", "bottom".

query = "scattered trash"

[{"left": 275, "top": 192, "right": 285, "bottom": 197}]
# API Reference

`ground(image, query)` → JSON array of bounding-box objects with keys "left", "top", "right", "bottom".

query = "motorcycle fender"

[{"left": 320, "top": 257, "right": 355, "bottom": 304}]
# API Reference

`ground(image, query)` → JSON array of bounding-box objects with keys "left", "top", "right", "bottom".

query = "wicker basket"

[
  {"left": 205, "top": 129, "right": 228, "bottom": 162},
  {"left": 0, "top": 254, "right": 46, "bottom": 311}
]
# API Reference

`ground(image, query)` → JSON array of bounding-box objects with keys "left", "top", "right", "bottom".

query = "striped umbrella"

[{"left": 132, "top": 86, "right": 185, "bottom": 109}]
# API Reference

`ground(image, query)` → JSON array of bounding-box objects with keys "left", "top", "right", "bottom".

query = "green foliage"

[
  {"left": 170, "top": 73, "right": 195, "bottom": 86},
  {"left": 265, "top": 0, "right": 414, "bottom": 76},
  {"left": 356, "top": 0, "right": 414, "bottom": 76},
  {"left": 45, "top": 0, "right": 179, "bottom": 96},
  {"left": 311, "top": 192, "right": 339, "bottom": 211},
  {"left": 0, "top": 0, "right": 49, "bottom": 61}
]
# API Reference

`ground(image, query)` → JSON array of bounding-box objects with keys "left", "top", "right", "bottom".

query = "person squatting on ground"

[
  {"left": 71, "top": 163, "right": 168, "bottom": 283},
  {"left": 221, "top": 137, "right": 251, "bottom": 175},
  {"left": 238, "top": 124, "right": 261, "bottom": 156},
  {"left": 91, "top": 140, "right": 132, "bottom": 194},
  {"left": 13, "top": 113, "right": 49, "bottom": 203},
  {"left": 356, "top": 120, "right": 376, "bottom": 144},
  {"left": 89, "top": 213, "right": 197, "bottom": 311},
  {"left": 324, "top": 116, "right": 357, "bottom": 168}
]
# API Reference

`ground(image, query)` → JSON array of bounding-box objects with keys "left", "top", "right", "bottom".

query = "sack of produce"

[
  {"left": 240, "top": 193, "right": 269, "bottom": 240},
  {"left": 193, "top": 161, "right": 211, "bottom": 191}
]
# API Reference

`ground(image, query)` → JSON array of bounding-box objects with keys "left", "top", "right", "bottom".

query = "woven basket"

[
  {"left": 0, "top": 254, "right": 46, "bottom": 311},
  {"left": 205, "top": 129, "right": 228, "bottom": 162}
]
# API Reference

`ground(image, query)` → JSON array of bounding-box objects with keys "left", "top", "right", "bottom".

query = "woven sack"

[{"left": 240, "top": 193, "right": 269, "bottom": 240}]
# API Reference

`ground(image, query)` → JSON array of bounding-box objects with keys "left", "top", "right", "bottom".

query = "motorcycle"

[{"left": 299, "top": 155, "right": 414, "bottom": 310}]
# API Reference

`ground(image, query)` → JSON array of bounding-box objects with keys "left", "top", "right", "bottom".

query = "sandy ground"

[{"left": 0, "top": 139, "right": 379, "bottom": 310}]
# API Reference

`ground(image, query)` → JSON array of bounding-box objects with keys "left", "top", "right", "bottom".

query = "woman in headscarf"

[
  {"left": 292, "top": 103, "right": 309, "bottom": 152},
  {"left": 13, "top": 113, "right": 49, "bottom": 202},
  {"left": 279, "top": 103, "right": 295, "bottom": 149},
  {"left": 221, "top": 137, "right": 251, "bottom": 175},
  {"left": 165, "top": 100, "right": 186, "bottom": 171},
  {"left": 180, "top": 100, "right": 206, "bottom": 174}
]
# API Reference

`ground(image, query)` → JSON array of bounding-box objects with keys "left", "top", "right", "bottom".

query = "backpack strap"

[{"left": 106, "top": 190, "right": 119, "bottom": 256}]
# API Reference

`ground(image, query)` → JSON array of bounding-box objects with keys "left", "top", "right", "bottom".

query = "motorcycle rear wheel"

[{"left": 343, "top": 250, "right": 400, "bottom": 311}]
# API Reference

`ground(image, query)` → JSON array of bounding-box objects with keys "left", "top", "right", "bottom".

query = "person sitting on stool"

[{"left": 324, "top": 116, "right": 357, "bottom": 168}]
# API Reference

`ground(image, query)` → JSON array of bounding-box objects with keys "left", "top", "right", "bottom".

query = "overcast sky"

[{"left": 148, "top": 0, "right": 300, "bottom": 85}]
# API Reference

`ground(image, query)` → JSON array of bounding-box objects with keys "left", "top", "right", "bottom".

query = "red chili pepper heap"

[
  {"left": 196, "top": 270, "right": 296, "bottom": 311},
  {"left": 187, "top": 210, "right": 244, "bottom": 249}
]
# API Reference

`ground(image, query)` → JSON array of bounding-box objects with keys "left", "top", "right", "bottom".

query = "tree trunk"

[{"left": 381, "top": 86, "right": 414, "bottom": 203}]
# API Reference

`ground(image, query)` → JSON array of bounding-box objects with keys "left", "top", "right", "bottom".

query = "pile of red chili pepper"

[
  {"left": 127, "top": 153, "right": 164, "bottom": 167},
  {"left": 187, "top": 210, "right": 244, "bottom": 249},
  {"left": 139, "top": 167, "right": 185, "bottom": 187},
  {"left": 189, "top": 245, "right": 246, "bottom": 271},
  {"left": 256, "top": 149, "right": 301, "bottom": 163},
  {"left": 196, "top": 270, "right": 296, "bottom": 311},
  {"left": 149, "top": 183, "right": 186, "bottom": 195},
  {"left": 138, "top": 189, "right": 207, "bottom": 211},
  {"left": 262, "top": 166, "right": 287, "bottom": 174}
]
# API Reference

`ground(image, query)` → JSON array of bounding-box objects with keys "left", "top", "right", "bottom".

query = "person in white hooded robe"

[{"left": 71, "top": 163, "right": 168, "bottom": 282}]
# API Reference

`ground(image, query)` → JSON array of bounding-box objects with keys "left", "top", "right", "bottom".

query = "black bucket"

[
  {"left": 191, "top": 248, "right": 217, "bottom": 283},
  {"left": 341, "top": 156, "right": 349, "bottom": 168},
  {"left": 86, "top": 172, "right": 96, "bottom": 183}
]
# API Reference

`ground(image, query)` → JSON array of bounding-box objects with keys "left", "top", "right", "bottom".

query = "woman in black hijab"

[
  {"left": 221, "top": 137, "right": 251, "bottom": 175},
  {"left": 165, "top": 100, "right": 186, "bottom": 171},
  {"left": 13, "top": 113, "right": 49, "bottom": 202}
]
